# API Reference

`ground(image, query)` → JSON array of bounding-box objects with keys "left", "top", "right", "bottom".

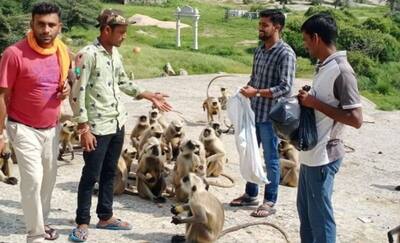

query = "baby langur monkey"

[
  {"left": 202, "top": 97, "right": 221, "bottom": 122},
  {"left": 199, "top": 126, "right": 227, "bottom": 177},
  {"left": 171, "top": 173, "right": 224, "bottom": 243},
  {"left": 136, "top": 137, "right": 167, "bottom": 203},
  {"left": 173, "top": 139, "right": 207, "bottom": 202},
  {"left": 164, "top": 119, "right": 185, "bottom": 162},
  {"left": 58, "top": 120, "right": 78, "bottom": 161},
  {"left": 218, "top": 87, "right": 230, "bottom": 110},
  {"left": 130, "top": 115, "right": 150, "bottom": 155},
  {"left": 279, "top": 140, "right": 299, "bottom": 187}
]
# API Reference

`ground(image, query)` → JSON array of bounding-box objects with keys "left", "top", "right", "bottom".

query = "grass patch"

[{"left": 63, "top": 2, "right": 398, "bottom": 110}]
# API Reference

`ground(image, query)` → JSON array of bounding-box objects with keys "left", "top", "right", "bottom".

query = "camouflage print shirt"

[{"left": 71, "top": 39, "right": 145, "bottom": 136}]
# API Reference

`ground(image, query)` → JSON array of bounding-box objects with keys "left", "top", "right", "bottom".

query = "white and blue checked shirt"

[{"left": 249, "top": 40, "right": 296, "bottom": 123}]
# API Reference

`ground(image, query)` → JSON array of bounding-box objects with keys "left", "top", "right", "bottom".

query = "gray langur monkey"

[
  {"left": 136, "top": 137, "right": 167, "bottom": 203},
  {"left": 202, "top": 97, "right": 221, "bottom": 123},
  {"left": 279, "top": 140, "right": 299, "bottom": 187},
  {"left": 58, "top": 120, "right": 78, "bottom": 161},
  {"left": 173, "top": 139, "right": 207, "bottom": 202},
  {"left": 170, "top": 173, "right": 224, "bottom": 243},
  {"left": 199, "top": 126, "right": 226, "bottom": 177},
  {"left": 149, "top": 107, "right": 168, "bottom": 130},
  {"left": 171, "top": 173, "right": 290, "bottom": 243},
  {"left": 164, "top": 119, "right": 185, "bottom": 162},
  {"left": 0, "top": 142, "right": 18, "bottom": 185},
  {"left": 138, "top": 123, "right": 165, "bottom": 156},
  {"left": 130, "top": 115, "right": 150, "bottom": 154},
  {"left": 218, "top": 87, "right": 230, "bottom": 110}
]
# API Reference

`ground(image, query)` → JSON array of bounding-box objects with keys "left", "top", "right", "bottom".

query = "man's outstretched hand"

[{"left": 151, "top": 92, "right": 172, "bottom": 112}]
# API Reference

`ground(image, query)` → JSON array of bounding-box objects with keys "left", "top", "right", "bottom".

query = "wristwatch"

[{"left": 256, "top": 89, "right": 261, "bottom": 97}]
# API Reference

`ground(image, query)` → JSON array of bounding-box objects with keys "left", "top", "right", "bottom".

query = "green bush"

[
  {"left": 283, "top": 30, "right": 308, "bottom": 58},
  {"left": 347, "top": 51, "right": 376, "bottom": 78},
  {"left": 304, "top": 6, "right": 355, "bottom": 22},
  {"left": 338, "top": 26, "right": 385, "bottom": 60},
  {"left": 379, "top": 34, "right": 400, "bottom": 62},
  {"left": 362, "top": 17, "right": 391, "bottom": 33}
]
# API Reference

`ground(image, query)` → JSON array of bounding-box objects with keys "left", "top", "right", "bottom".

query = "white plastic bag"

[{"left": 227, "top": 89, "right": 269, "bottom": 185}]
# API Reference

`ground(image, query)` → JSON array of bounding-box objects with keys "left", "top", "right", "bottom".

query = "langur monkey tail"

[
  {"left": 205, "top": 173, "right": 235, "bottom": 188},
  {"left": 206, "top": 74, "right": 238, "bottom": 98},
  {"left": 218, "top": 221, "right": 290, "bottom": 243}
]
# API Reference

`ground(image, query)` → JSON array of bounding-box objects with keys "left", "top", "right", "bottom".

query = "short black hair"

[
  {"left": 31, "top": 2, "right": 61, "bottom": 19},
  {"left": 301, "top": 13, "right": 337, "bottom": 45},
  {"left": 259, "top": 9, "right": 286, "bottom": 29}
]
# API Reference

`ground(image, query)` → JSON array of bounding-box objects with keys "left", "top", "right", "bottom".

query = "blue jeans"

[
  {"left": 75, "top": 126, "right": 125, "bottom": 225},
  {"left": 245, "top": 121, "right": 280, "bottom": 204},
  {"left": 297, "top": 159, "right": 342, "bottom": 243}
]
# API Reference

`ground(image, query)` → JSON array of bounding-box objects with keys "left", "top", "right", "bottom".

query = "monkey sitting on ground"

[
  {"left": 0, "top": 142, "right": 18, "bottom": 185},
  {"left": 121, "top": 146, "right": 138, "bottom": 174},
  {"left": 138, "top": 123, "right": 165, "bottom": 156},
  {"left": 171, "top": 173, "right": 224, "bottom": 243},
  {"left": 218, "top": 87, "right": 230, "bottom": 110},
  {"left": 279, "top": 140, "right": 299, "bottom": 187},
  {"left": 202, "top": 97, "right": 221, "bottom": 122},
  {"left": 164, "top": 119, "right": 185, "bottom": 162},
  {"left": 58, "top": 120, "right": 78, "bottom": 161},
  {"left": 199, "top": 126, "right": 227, "bottom": 177},
  {"left": 130, "top": 115, "right": 150, "bottom": 154},
  {"left": 173, "top": 139, "right": 207, "bottom": 202},
  {"left": 136, "top": 137, "right": 167, "bottom": 203},
  {"left": 113, "top": 155, "right": 129, "bottom": 195},
  {"left": 149, "top": 107, "right": 168, "bottom": 130},
  {"left": 171, "top": 173, "right": 290, "bottom": 243}
]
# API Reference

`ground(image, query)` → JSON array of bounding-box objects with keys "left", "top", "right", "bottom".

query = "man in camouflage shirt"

[{"left": 69, "top": 9, "right": 171, "bottom": 242}]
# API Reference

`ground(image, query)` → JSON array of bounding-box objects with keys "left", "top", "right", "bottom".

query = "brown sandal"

[
  {"left": 44, "top": 225, "right": 59, "bottom": 240},
  {"left": 250, "top": 203, "right": 276, "bottom": 217}
]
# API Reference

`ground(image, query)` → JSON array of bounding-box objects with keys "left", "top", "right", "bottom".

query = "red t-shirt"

[{"left": 0, "top": 39, "right": 61, "bottom": 128}]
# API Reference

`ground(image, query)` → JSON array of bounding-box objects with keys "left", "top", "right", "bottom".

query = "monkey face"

[
  {"left": 62, "top": 120, "right": 77, "bottom": 134},
  {"left": 180, "top": 139, "right": 203, "bottom": 156},
  {"left": 181, "top": 173, "right": 206, "bottom": 194},
  {"left": 209, "top": 121, "right": 221, "bottom": 131},
  {"left": 139, "top": 115, "right": 148, "bottom": 124},
  {"left": 200, "top": 127, "right": 217, "bottom": 141},
  {"left": 143, "top": 137, "right": 162, "bottom": 157},
  {"left": 150, "top": 123, "right": 164, "bottom": 135},
  {"left": 123, "top": 147, "right": 137, "bottom": 161},
  {"left": 149, "top": 108, "right": 160, "bottom": 120},
  {"left": 208, "top": 97, "right": 220, "bottom": 109}
]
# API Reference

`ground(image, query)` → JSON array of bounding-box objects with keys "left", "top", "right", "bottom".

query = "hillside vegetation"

[{"left": 1, "top": 0, "right": 399, "bottom": 109}]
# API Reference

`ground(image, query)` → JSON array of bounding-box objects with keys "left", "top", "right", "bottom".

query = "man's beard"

[{"left": 258, "top": 32, "right": 269, "bottom": 41}]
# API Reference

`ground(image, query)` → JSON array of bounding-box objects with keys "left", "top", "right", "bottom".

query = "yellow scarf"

[{"left": 27, "top": 31, "right": 70, "bottom": 88}]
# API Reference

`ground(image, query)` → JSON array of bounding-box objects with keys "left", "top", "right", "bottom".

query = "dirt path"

[{"left": 0, "top": 74, "right": 399, "bottom": 243}]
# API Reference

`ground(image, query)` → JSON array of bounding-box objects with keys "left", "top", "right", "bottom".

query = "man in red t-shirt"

[{"left": 0, "top": 2, "right": 70, "bottom": 243}]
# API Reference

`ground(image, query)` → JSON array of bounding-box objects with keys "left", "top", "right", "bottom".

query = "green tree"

[{"left": 54, "top": 0, "right": 101, "bottom": 31}]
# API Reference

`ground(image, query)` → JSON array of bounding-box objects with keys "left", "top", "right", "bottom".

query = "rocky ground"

[{"left": 0, "top": 74, "right": 399, "bottom": 243}]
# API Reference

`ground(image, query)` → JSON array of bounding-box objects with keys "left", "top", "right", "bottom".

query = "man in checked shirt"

[{"left": 229, "top": 9, "right": 296, "bottom": 218}]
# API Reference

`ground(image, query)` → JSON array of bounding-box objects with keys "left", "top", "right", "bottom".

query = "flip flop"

[
  {"left": 96, "top": 218, "right": 132, "bottom": 230},
  {"left": 229, "top": 194, "right": 259, "bottom": 207},
  {"left": 44, "top": 225, "right": 59, "bottom": 241},
  {"left": 68, "top": 227, "right": 88, "bottom": 242},
  {"left": 250, "top": 204, "right": 276, "bottom": 218}
]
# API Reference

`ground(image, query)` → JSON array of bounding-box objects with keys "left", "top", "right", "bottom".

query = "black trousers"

[{"left": 75, "top": 126, "right": 124, "bottom": 225}]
